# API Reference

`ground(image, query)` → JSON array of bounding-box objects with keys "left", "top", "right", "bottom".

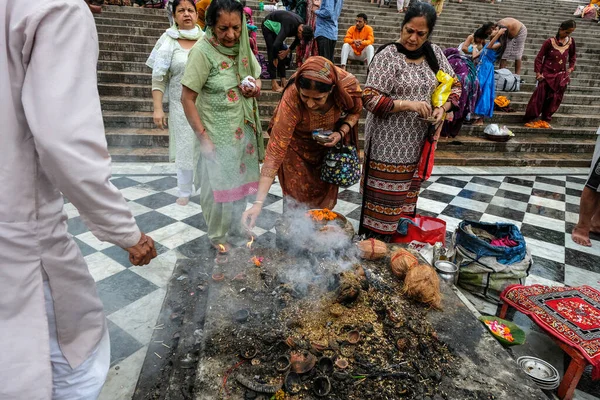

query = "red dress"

[{"left": 524, "top": 37, "right": 576, "bottom": 123}]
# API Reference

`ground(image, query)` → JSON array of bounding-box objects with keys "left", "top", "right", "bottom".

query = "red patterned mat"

[{"left": 501, "top": 284, "right": 600, "bottom": 378}]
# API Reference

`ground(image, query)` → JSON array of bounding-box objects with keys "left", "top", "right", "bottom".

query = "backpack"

[{"left": 494, "top": 68, "right": 520, "bottom": 92}]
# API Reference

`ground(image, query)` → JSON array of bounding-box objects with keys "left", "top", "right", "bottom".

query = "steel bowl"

[{"left": 435, "top": 261, "right": 459, "bottom": 285}]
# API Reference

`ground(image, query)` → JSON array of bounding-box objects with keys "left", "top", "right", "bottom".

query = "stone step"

[
  {"left": 97, "top": 2, "right": 600, "bottom": 31},
  {"left": 93, "top": 9, "right": 600, "bottom": 42},
  {"left": 94, "top": 30, "right": 600, "bottom": 60},
  {"left": 94, "top": 27, "right": 600, "bottom": 52},
  {"left": 96, "top": 50, "right": 600, "bottom": 79},
  {"left": 108, "top": 146, "right": 169, "bottom": 162},
  {"left": 101, "top": 94, "right": 600, "bottom": 117},
  {"left": 97, "top": 78, "right": 600, "bottom": 101},
  {"left": 97, "top": 54, "right": 600, "bottom": 76},
  {"left": 102, "top": 108, "right": 600, "bottom": 132},
  {"left": 106, "top": 144, "right": 593, "bottom": 167},
  {"left": 96, "top": 68, "right": 600, "bottom": 94},
  {"left": 104, "top": 126, "right": 597, "bottom": 153},
  {"left": 434, "top": 150, "right": 592, "bottom": 167}
]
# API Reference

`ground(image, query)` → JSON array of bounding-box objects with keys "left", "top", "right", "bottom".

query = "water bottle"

[{"left": 259, "top": 1, "right": 264, "bottom": 11}]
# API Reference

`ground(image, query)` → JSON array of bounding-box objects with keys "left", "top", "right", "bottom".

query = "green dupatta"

[{"left": 203, "top": 18, "right": 265, "bottom": 160}]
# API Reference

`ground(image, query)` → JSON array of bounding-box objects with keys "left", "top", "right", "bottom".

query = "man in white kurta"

[{"left": 1, "top": 1, "right": 157, "bottom": 398}]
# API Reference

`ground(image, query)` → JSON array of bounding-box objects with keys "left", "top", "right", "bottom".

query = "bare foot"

[
  {"left": 176, "top": 197, "right": 189, "bottom": 206},
  {"left": 473, "top": 118, "right": 484, "bottom": 126},
  {"left": 572, "top": 225, "right": 592, "bottom": 247},
  {"left": 273, "top": 85, "right": 284, "bottom": 93}
]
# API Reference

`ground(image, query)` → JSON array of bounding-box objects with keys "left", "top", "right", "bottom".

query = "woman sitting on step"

[
  {"left": 181, "top": 0, "right": 264, "bottom": 250},
  {"left": 147, "top": 0, "right": 203, "bottom": 206},
  {"left": 241, "top": 56, "right": 363, "bottom": 229},
  {"left": 524, "top": 20, "right": 577, "bottom": 130},
  {"left": 472, "top": 24, "right": 508, "bottom": 126},
  {"left": 358, "top": 2, "right": 461, "bottom": 240}
]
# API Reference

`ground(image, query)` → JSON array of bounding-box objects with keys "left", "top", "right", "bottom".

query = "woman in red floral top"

[{"left": 524, "top": 20, "right": 576, "bottom": 129}]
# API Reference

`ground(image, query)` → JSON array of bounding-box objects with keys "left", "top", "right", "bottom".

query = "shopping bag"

[
  {"left": 431, "top": 70, "right": 455, "bottom": 107},
  {"left": 391, "top": 214, "right": 447, "bottom": 245}
]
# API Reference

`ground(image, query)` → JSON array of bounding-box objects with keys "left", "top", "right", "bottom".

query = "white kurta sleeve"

[{"left": 20, "top": 1, "right": 141, "bottom": 249}]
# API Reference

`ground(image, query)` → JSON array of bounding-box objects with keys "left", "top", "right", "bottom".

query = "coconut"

[
  {"left": 356, "top": 239, "right": 387, "bottom": 260},
  {"left": 402, "top": 265, "right": 442, "bottom": 309},
  {"left": 390, "top": 248, "right": 418, "bottom": 280}
]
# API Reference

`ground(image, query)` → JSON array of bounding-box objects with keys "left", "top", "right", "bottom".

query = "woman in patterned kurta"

[
  {"left": 241, "top": 56, "right": 362, "bottom": 229},
  {"left": 147, "top": 0, "right": 203, "bottom": 205},
  {"left": 524, "top": 20, "right": 577, "bottom": 129},
  {"left": 181, "top": 0, "right": 264, "bottom": 249},
  {"left": 359, "top": 3, "right": 460, "bottom": 239}
]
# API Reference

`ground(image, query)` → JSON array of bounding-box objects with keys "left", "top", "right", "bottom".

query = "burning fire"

[
  {"left": 218, "top": 244, "right": 226, "bottom": 253},
  {"left": 246, "top": 236, "right": 254, "bottom": 249},
  {"left": 250, "top": 256, "right": 263, "bottom": 267}
]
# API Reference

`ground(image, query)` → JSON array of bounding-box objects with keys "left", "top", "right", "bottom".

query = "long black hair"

[
  {"left": 205, "top": 0, "right": 244, "bottom": 28},
  {"left": 474, "top": 21, "right": 495, "bottom": 41},
  {"left": 172, "top": 0, "right": 196, "bottom": 11},
  {"left": 556, "top": 19, "right": 576, "bottom": 40},
  {"left": 297, "top": 76, "right": 333, "bottom": 93}
]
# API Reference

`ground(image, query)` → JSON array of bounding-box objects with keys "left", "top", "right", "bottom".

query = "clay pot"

[
  {"left": 240, "top": 345, "right": 258, "bottom": 360},
  {"left": 311, "top": 341, "right": 329, "bottom": 353},
  {"left": 290, "top": 351, "right": 317, "bottom": 374},
  {"left": 284, "top": 372, "right": 302, "bottom": 394},
  {"left": 275, "top": 355, "right": 291, "bottom": 372},
  {"left": 347, "top": 330, "right": 360, "bottom": 345},
  {"left": 335, "top": 358, "right": 349, "bottom": 369},
  {"left": 313, "top": 376, "right": 331, "bottom": 397},
  {"left": 211, "top": 273, "right": 225, "bottom": 282},
  {"left": 317, "top": 357, "right": 334, "bottom": 375}
]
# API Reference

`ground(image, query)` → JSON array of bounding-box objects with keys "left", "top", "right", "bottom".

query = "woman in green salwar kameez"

[{"left": 181, "top": 0, "right": 263, "bottom": 250}]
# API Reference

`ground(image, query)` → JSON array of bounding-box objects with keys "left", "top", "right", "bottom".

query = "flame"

[
  {"left": 251, "top": 256, "right": 263, "bottom": 267},
  {"left": 218, "top": 244, "right": 226, "bottom": 253},
  {"left": 246, "top": 236, "right": 254, "bottom": 249}
]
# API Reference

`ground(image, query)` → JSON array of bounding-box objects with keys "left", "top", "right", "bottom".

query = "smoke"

[{"left": 273, "top": 198, "right": 362, "bottom": 296}]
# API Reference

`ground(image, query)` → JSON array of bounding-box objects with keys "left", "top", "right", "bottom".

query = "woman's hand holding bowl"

[{"left": 321, "top": 131, "right": 343, "bottom": 147}]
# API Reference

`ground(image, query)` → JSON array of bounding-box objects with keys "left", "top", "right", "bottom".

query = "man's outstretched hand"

[{"left": 126, "top": 233, "right": 158, "bottom": 266}]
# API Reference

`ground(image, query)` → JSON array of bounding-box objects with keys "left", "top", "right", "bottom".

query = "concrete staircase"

[{"left": 95, "top": 0, "right": 600, "bottom": 166}]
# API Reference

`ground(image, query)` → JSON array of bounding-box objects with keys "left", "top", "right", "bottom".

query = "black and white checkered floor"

[{"left": 83, "top": 164, "right": 599, "bottom": 399}]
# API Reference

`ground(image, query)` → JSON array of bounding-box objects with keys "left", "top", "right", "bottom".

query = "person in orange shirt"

[{"left": 340, "top": 13, "right": 375, "bottom": 70}]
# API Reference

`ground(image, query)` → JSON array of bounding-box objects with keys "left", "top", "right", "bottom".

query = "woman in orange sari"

[{"left": 242, "top": 56, "right": 362, "bottom": 228}]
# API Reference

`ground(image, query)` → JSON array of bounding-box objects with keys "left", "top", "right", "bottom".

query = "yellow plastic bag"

[{"left": 431, "top": 70, "right": 455, "bottom": 107}]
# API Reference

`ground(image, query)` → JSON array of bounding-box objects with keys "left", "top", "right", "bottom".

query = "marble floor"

[{"left": 69, "top": 163, "right": 599, "bottom": 399}]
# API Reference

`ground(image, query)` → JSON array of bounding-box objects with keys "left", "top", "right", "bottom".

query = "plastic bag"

[
  {"left": 485, "top": 124, "right": 514, "bottom": 137},
  {"left": 574, "top": 5, "right": 584, "bottom": 16},
  {"left": 392, "top": 215, "right": 447, "bottom": 246},
  {"left": 431, "top": 70, "right": 455, "bottom": 107}
]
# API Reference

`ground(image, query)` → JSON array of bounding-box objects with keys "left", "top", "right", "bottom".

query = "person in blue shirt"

[{"left": 315, "top": 0, "right": 343, "bottom": 61}]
